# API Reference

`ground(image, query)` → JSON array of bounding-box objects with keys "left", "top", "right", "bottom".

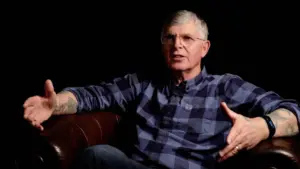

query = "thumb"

[
  {"left": 44, "top": 79, "right": 56, "bottom": 98},
  {"left": 221, "top": 102, "right": 238, "bottom": 121}
]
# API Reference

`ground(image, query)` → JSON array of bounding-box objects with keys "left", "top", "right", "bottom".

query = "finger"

[
  {"left": 28, "top": 112, "right": 44, "bottom": 131},
  {"left": 220, "top": 133, "right": 246, "bottom": 160},
  {"left": 23, "top": 96, "right": 41, "bottom": 108},
  {"left": 33, "top": 111, "right": 49, "bottom": 125},
  {"left": 30, "top": 120, "right": 44, "bottom": 131},
  {"left": 24, "top": 106, "right": 34, "bottom": 119},
  {"left": 220, "top": 135, "right": 247, "bottom": 162},
  {"left": 219, "top": 144, "right": 241, "bottom": 162},
  {"left": 27, "top": 110, "right": 39, "bottom": 122},
  {"left": 219, "top": 134, "right": 243, "bottom": 158},
  {"left": 221, "top": 102, "right": 238, "bottom": 120},
  {"left": 27, "top": 108, "right": 45, "bottom": 124},
  {"left": 44, "top": 79, "right": 56, "bottom": 98},
  {"left": 34, "top": 123, "right": 44, "bottom": 131},
  {"left": 218, "top": 145, "right": 240, "bottom": 162},
  {"left": 226, "top": 125, "right": 240, "bottom": 144}
]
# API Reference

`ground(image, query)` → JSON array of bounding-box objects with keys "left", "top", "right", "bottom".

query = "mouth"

[
  {"left": 170, "top": 54, "right": 185, "bottom": 61},
  {"left": 171, "top": 54, "right": 184, "bottom": 58}
]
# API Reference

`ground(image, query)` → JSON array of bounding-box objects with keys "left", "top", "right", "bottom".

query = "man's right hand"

[{"left": 23, "top": 79, "right": 57, "bottom": 131}]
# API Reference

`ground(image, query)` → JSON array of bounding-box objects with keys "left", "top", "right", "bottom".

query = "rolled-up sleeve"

[
  {"left": 62, "top": 73, "right": 148, "bottom": 113},
  {"left": 223, "top": 74, "right": 300, "bottom": 132}
]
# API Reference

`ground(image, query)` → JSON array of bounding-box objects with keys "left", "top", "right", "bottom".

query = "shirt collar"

[
  {"left": 184, "top": 66, "right": 207, "bottom": 89},
  {"left": 169, "top": 66, "right": 208, "bottom": 92}
]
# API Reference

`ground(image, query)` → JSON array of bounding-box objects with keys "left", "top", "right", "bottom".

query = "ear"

[{"left": 201, "top": 40, "right": 211, "bottom": 58}]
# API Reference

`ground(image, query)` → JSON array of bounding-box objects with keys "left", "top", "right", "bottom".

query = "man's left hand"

[{"left": 218, "top": 102, "right": 269, "bottom": 162}]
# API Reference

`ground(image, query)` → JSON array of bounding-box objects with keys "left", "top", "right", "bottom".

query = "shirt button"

[{"left": 184, "top": 104, "right": 193, "bottom": 110}]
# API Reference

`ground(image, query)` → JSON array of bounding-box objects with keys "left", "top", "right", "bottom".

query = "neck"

[{"left": 172, "top": 66, "right": 201, "bottom": 85}]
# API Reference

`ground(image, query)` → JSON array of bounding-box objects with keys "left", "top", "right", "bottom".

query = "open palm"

[{"left": 23, "top": 79, "right": 57, "bottom": 131}]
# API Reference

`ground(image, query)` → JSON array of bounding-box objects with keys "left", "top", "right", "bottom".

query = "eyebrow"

[{"left": 165, "top": 33, "right": 194, "bottom": 37}]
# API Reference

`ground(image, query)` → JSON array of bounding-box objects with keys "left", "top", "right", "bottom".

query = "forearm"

[
  {"left": 52, "top": 91, "right": 78, "bottom": 115},
  {"left": 267, "top": 108, "right": 299, "bottom": 137}
]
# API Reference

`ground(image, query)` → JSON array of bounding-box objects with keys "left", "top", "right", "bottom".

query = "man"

[{"left": 23, "top": 10, "right": 300, "bottom": 169}]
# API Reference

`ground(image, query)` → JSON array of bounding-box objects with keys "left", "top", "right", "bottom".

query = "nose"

[{"left": 174, "top": 36, "right": 183, "bottom": 48}]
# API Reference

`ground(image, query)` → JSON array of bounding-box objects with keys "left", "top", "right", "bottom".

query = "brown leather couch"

[{"left": 17, "top": 111, "right": 300, "bottom": 169}]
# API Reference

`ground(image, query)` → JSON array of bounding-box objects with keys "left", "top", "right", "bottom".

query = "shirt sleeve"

[
  {"left": 223, "top": 74, "right": 300, "bottom": 131},
  {"left": 61, "top": 72, "right": 148, "bottom": 113}
]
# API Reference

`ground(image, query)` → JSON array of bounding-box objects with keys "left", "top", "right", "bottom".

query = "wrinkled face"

[{"left": 162, "top": 20, "right": 210, "bottom": 72}]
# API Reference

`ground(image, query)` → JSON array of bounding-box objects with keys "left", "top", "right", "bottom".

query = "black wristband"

[{"left": 262, "top": 115, "right": 276, "bottom": 139}]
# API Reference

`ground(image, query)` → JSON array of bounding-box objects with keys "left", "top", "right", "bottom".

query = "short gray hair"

[{"left": 161, "top": 10, "right": 209, "bottom": 40}]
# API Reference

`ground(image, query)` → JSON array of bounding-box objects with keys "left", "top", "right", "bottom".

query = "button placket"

[{"left": 180, "top": 96, "right": 193, "bottom": 111}]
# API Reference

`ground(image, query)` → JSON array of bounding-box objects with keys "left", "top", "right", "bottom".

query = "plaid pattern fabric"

[{"left": 64, "top": 67, "right": 300, "bottom": 169}]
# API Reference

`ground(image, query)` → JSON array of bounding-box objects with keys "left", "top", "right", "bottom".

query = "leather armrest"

[
  {"left": 26, "top": 111, "right": 119, "bottom": 169},
  {"left": 21, "top": 110, "right": 300, "bottom": 169},
  {"left": 219, "top": 136, "right": 300, "bottom": 169},
  {"left": 248, "top": 136, "right": 300, "bottom": 169}
]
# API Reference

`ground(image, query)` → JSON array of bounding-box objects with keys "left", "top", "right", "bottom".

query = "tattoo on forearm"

[
  {"left": 267, "top": 108, "right": 298, "bottom": 136},
  {"left": 53, "top": 95, "right": 77, "bottom": 115}
]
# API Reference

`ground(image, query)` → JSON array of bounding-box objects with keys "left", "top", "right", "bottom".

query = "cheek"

[
  {"left": 188, "top": 46, "right": 203, "bottom": 60},
  {"left": 163, "top": 48, "right": 170, "bottom": 55},
  {"left": 163, "top": 47, "right": 171, "bottom": 59}
]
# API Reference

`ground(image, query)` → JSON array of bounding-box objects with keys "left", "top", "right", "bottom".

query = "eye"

[
  {"left": 182, "top": 35, "right": 193, "bottom": 41},
  {"left": 165, "top": 34, "right": 175, "bottom": 40}
]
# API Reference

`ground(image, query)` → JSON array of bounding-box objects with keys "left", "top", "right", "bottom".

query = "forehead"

[{"left": 166, "top": 20, "right": 199, "bottom": 36}]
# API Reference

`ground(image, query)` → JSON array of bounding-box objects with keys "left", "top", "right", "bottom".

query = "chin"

[{"left": 169, "top": 63, "right": 190, "bottom": 71}]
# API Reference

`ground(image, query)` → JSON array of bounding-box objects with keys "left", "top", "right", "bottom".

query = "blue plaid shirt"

[{"left": 64, "top": 67, "right": 300, "bottom": 169}]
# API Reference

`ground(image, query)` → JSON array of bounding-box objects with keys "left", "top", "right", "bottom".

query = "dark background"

[{"left": 5, "top": 1, "right": 299, "bottom": 167}]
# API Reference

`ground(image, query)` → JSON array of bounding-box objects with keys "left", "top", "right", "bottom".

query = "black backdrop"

[{"left": 5, "top": 1, "right": 300, "bottom": 167}]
